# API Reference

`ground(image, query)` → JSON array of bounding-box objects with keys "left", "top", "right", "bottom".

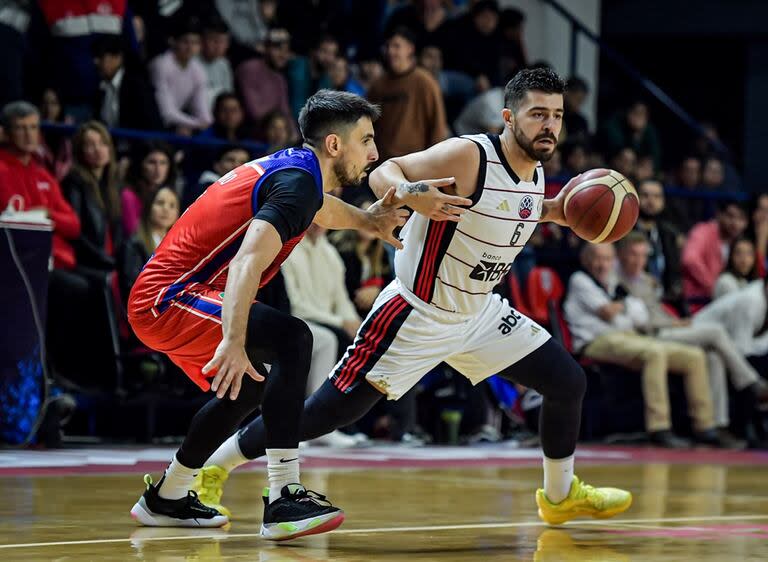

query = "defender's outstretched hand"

[{"left": 365, "top": 186, "right": 411, "bottom": 249}]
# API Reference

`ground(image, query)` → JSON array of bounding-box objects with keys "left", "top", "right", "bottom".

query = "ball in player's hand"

[{"left": 562, "top": 169, "right": 639, "bottom": 244}]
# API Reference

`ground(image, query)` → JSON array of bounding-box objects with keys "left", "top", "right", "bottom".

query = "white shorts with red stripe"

[{"left": 329, "top": 279, "right": 551, "bottom": 400}]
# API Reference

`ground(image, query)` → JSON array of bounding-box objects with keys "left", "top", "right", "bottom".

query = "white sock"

[
  {"left": 206, "top": 433, "right": 250, "bottom": 473},
  {"left": 158, "top": 456, "right": 198, "bottom": 500},
  {"left": 266, "top": 448, "right": 300, "bottom": 503},
  {"left": 543, "top": 454, "right": 574, "bottom": 504}
]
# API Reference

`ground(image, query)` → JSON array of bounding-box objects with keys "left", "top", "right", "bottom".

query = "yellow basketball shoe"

[
  {"left": 193, "top": 466, "right": 232, "bottom": 518},
  {"left": 536, "top": 476, "right": 632, "bottom": 525}
]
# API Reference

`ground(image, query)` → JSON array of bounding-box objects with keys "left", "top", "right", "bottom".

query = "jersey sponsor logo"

[
  {"left": 469, "top": 260, "right": 512, "bottom": 282},
  {"left": 218, "top": 170, "right": 238, "bottom": 185},
  {"left": 496, "top": 199, "right": 511, "bottom": 212},
  {"left": 498, "top": 309, "right": 523, "bottom": 335},
  {"left": 519, "top": 195, "right": 534, "bottom": 219}
]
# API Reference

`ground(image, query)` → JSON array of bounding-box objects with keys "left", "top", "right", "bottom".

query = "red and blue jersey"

[{"left": 128, "top": 147, "right": 324, "bottom": 320}]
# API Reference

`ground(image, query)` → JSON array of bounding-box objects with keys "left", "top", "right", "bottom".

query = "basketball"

[{"left": 562, "top": 168, "right": 639, "bottom": 244}]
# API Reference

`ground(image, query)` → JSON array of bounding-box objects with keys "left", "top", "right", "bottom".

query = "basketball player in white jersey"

[{"left": 191, "top": 68, "right": 632, "bottom": 525}]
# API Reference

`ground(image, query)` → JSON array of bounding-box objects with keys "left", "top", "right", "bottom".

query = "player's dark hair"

[
  {"left": 504, "top": 68, "right": 566, "bottom": 112},
  {"left": 298, "top": 89, "right": 380, "bottom": 147}
]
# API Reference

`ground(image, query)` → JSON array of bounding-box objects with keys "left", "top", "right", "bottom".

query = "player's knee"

[{"left": 555, "top": 357, "right": 587, "bottom": 402}]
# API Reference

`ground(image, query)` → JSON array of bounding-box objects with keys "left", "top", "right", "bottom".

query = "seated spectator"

[
  {"left": 329, "top": 199, "right": 394, "bottom": 317},
  {"left": 286, "top": 33, "right": 337, "bottom": 118},
  {"left": 357, "top": 53, "right": 384, "bottom": 93},
  {"left": 197, "top": 18, "right": 234, "bottom": 107},
  {"left": 563, "top": 243, "right": 720, "bottom": 448},
  {"left": 453, "top": 87, "right": 504, "bottom": 136},
  {"left": 384, "top": 0, "right": 451, "bottom": 50},
  {"left": 62, "top": 122, "right": 122, "bottom": 272},
  {"left": 439, "top": 0, "right": 504, "bottom": 90},
  {"left": 119, "top": 186, "right": 180, "bottom": 299},
  {"left": 617, "top": 232, "right": 759, "bottom": 446},
  {"left": 608, "top": 146, "right": 638, "bottom": 184},
  {"left": 0, "top": 101, "right": 79, "bottom": 270},
  {"left": 560, "top": 140, "right": 589, "bottom": 177},
  {"left": 701, "top": 156, "right": 727, "bottom": 192},
  {"left": 498, "top": 8, "right": 528, "bottom": 80},
  {"left": 600, "top": 99, "right": 661, "bottom": 174},
  {"left": 186, "top": 145, "right": 250, "bottom": 209},
  {"left": 197, "top": 93, "right": 248, "bottom": 142},
  {"left": 633, "top": 179, "right": 685, "bottom": 310},
  {"left": 695, "top": 278, "right": 768, "bottom": 360},
  {"left": 749, "top": 192, "right": 768, "bottom": 277},
  {"left": 563, "top": 76, "right": 589, "bottom": 141},
  {"left": 420, "top": 43, "right": 476, "bottom": 122},
  {"left": 682, "top": 201, "right": 748, "bottom": 306},
  {"left": 694, "top": 280, "right": 768, "bottom": 429},
  {"left": 37, "top": 88, "right": 73, "bottom": 182},
  {"left": 281, "top": 223, "right": 362, "bottom": 357},
  {"left": 92, "top": 35, "right": 163, "bottom": 131},
  {"left": 328, "top": 56, "right": 365, "bottom": 97},
  {"left": 714, "top": 236, "right": 759, "bottom": 299},
  {"left": 635, "top": 155, "right": 655, "bottom": 183},
  {"left": 149, "top": 18, "right": 212, "bottom": 135},
  {"left": 122, "top": 141, "right": 176, "bottom": 237},
  {"left": 236, "top": 28, "right": 296, "bottom": 138},
  {"left": 263, "top": 110, "right": 294, "bottom": 154},
  {"left": 664, "top": 155, "right": 710, "bottom": 233}
]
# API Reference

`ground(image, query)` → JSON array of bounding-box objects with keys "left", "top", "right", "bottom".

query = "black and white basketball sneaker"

[
  {"left": 130, "top": 475, "right": 229, "bottom": 527},
  {"left": 260, "top": 484, "right": 345, "bottom": 541}
]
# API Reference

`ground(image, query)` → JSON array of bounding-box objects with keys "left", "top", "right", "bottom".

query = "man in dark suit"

[
  {"left": 632, "top": 178, "right": 686, "bottom": 313},
  {"left": 92, "top": 36, "right": 162, "bottom": 131}
]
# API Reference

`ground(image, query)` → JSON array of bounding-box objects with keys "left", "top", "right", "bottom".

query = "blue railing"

[
  {"left": 41, "top": 122, "right": 269, "bottom": 155},
  {"left": 541, "top": 0, "right": 729, "bottom": 156}
]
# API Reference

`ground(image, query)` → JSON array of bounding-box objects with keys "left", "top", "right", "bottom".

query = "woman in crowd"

[
  {"left": 122, "top": 141, "right": 176, "bottom": 237},
  {"left": 119, "top": 186, "right": 180, "bottom": 299},
  {"left": 62, "top": 121, "right": 122, "bottom": 271},
  {"left": 713, "top": 236, "right": 759, "bottom": 299}
]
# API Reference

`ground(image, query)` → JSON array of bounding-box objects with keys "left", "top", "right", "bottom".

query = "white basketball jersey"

[{"left": 395, "top": 133, "right": 545, "bottom": 316}]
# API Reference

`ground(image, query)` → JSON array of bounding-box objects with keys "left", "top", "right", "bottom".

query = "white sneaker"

[{"left": 307, "top": 430, "right": 359, "bottom": 448}]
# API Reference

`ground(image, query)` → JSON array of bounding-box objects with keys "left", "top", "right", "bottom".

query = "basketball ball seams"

[{"left": 562, "top": 169, "right": 639, "bottom": 244}]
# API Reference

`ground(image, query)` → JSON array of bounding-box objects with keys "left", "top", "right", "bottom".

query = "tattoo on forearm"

[{"left": 399, "top": 181, "right": 429, "bottom": 194}]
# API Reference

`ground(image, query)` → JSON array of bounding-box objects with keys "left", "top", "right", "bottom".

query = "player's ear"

[
  {"left": 502, "top": 108, "right": 514, "bottom": 129},
  {"left": 324, "top": 133, "right": 341, "bottom": 157}
]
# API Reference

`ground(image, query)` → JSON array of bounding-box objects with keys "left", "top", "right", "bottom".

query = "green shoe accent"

[
  {"left": 262, "top": 487, "right": 270, "bottom": 498},
  {"left": 278, "top": 522, "right": 299, "bottom": 532},
  {"left": 143, "top": 474, "right": 153, "bottom": 490}
]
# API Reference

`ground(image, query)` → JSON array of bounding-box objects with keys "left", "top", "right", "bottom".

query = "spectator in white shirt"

[
  {"left": 281, "top": 223, "right": 361, "bottom": 356},
  {"left": 149, "top": 18, "right": 212, "bottom": 135},
  {"left": 617, "top": 231, "right": 762, "bottom": 445},
  {"left": 564, "top": 243, "right": 720, "bottom": 448}
]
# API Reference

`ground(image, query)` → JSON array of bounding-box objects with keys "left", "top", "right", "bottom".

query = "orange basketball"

[{"left": 562, "top": 169, "right": 639, "bottom": 244}]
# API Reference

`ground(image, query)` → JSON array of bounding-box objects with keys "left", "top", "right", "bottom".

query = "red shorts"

[{"left": 129, "top": 287, "right": 226, "bottom": 391}]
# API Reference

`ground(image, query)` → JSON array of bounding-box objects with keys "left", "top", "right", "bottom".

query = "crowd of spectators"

[{"left": 0, "top": 0, "right": 765, "bottom": 449}]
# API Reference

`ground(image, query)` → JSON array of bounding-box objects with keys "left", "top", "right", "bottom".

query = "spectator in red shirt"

[
  {"left": 682, "top": 201, "right": 749, "bottom": 307},
  {"left": 0, "top": 101, "right": 80, "bottom": 270}
]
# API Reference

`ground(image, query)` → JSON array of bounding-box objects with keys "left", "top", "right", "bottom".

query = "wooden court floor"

[{"left": 1, "top": 456, "right": 768, "bottom": 561}]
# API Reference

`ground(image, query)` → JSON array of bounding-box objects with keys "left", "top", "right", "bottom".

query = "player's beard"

[
  {"left": 514, "top": 124, "right": 557, "bottom": 162},
  {"left": 333, "top": 157, "right": 365, "bottom": 187}
]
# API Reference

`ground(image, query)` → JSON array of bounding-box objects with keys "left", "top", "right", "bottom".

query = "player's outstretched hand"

[
  {"left": 365, "top": 186, "right": 411, "bottom": 249},
  {"left": 395, "top": 178, "right": 472, "bottom": 222},
  {"left": 203, "top": 340, "right": 264, "bottom": 400}
]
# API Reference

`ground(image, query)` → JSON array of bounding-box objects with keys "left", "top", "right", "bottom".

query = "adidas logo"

[{"left": 496, "top": 200, "right": 511, "bottom": 212}]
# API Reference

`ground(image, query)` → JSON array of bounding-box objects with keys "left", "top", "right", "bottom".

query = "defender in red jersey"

[{"left": 127, "top": 90, "right": 461, "bottom": 539}]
